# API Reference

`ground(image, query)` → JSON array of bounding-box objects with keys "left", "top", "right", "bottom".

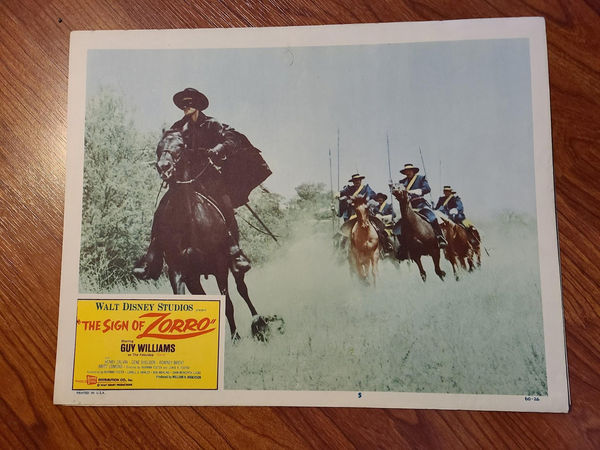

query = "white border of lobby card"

[{"left": 54, "top": 18, "right": 569, "bottom": 410}]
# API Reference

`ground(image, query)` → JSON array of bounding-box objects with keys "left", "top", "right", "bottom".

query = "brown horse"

[
  {"left": 392, "top": 187, "right": 446, "bottom": 282},
  {"left": 440, "top": 219, "right": 475, "bottom": 280},
  {"left": 348, "top": 197, "right": 379, "bottom": 286},
  {"left": 466, "top": 226, "right": 482, "bottom": 268}
]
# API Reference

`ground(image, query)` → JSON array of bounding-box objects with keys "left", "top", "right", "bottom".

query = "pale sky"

[{"left": 86, "top": 38, "right": 535, "bottom": 219}]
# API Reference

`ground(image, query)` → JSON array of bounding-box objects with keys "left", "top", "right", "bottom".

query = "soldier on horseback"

[
  {"left": 336, "top": 173, "right": 376, "bottom": 221},
  {"left": 435, "top": 186, "right": 479, "bottom": 231},
  {"left": 134, "top": 88, "right": 271, "bottom": 280},
  {"left": 369, "top": 192, "right": 395, "bottom": 223},
  {"left": 397, "top": 163, "right": 447, "bottom": 248},
  {"left": 335, "top": 174, "right": 396, "bottom": 254},
  {"left": 368, "top": 192, "right": 395, "bottom": 254},
  {"left": 434, "top": 185, "right": 465, "bottom": 224}
]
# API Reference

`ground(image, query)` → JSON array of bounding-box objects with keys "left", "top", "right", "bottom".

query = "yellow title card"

[{"left": 73, "top": 299, "right": 221, "bottom": 390}]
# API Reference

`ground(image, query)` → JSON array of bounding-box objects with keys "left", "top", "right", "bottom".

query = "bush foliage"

[{"left": 80, "top": 89, "right": 160, "bottom": 290}]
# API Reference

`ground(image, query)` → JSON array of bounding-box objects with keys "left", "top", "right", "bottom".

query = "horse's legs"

[
  {"left": 168, "top": 267, "right": 186, "bottom": 294},
  {"left": 185, "top": 275, "right": 206, "bottom": 295},
  {"left": 451, "top": 252, "right": 460, "bottom": 281},
  {"left": 353, "top": 254, "right": 368, "bottom": 285},
  {"left": 371, "top": 252, "right": 378, "bottom": 287},
  {"left": 414, "top": 256, "right": 427, "bottom": 282},
  {"left": 348, "top": 249, "right": 357, "bottom": 278},
  {"left": 359, "top": 258, "right": 369, "bottom": 283},
  {"left": 470, "top": 230, "right": 482, "bottom": 268},
  {"left": 458, "top": 253, "right": 468, "bottom": 271},
  {"left": 215, "top": 269, "right": 239, "bottom": 340},
  {"left": 449, "top": 255, "right": 459, "bottom": 281},
  {"left": 442, "top": 248, "right": 457, "bottom": 281},
  {"left": 358, "top": 258, "right": 366, "bottom": 281},
  {"left": 233, "top": 272, "right": 271, "bottom": 341},
  {"left": 465, "top": 247, "right": 475, "bottom": 272},
  {"left": 432, "top": 249, "right": 446, "bottom": 281},
  {"left": 232, "top": 272, "right": 258, "bottom": 316}
]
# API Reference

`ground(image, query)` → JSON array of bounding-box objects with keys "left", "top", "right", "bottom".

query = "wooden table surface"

[{"left": 1, "top": 0, "right": 598, "bottom": 447}]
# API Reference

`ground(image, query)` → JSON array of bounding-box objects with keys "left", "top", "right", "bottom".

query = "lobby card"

[{"left": 54, "top": 18, "right": 569, "bottom": 410}]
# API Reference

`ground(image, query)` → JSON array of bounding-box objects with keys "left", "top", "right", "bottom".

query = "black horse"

[{"left": 149, "top": 129, "right": 278, "bottom": 340}]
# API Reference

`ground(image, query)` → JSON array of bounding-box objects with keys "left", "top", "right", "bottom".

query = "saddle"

[
  {"left": 417, "top": 211, "right": 429, "bottom": 222},
  {"left": 461, "top": 218, "right": 476, "bottom": 229},
  {"left": 339, "top": 214, "right": 386, "bottom": 237}
]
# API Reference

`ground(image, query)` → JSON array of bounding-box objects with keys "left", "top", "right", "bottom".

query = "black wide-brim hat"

[
  {"left": 173, "top": 88, "right": 209, "bottom": 111},
  {"left": 375, "top": 192, "right": 388, "bottom": 201}
]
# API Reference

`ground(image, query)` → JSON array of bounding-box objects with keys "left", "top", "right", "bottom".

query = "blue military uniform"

[
  {"left": 338, "top": 175, "right": 376, "bottom": 221},
  {"left": 368, "top": 198, "right": 395, "bottom": 220},
  {"left": 367, "top": 193, "right": 395, "bottom": 254},
  {"left": 396, "top": 163, "right": 447, "bottom": 249},
  {"left": 435, "top": 193, "right": 465, "bottom": 224},
  {"left": 400, "top": 173, "right": 436, "bottom": 222},
  {"left": 377, "top": 200, "right": 395, "bottom": 218}
]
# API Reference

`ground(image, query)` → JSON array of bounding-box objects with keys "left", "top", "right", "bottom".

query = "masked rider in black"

[{"left": 134, "top": 88, "right": 271, "bottom": 279}]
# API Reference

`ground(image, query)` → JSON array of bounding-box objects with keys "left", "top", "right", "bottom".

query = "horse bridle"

[
  {"left": 156, "top": 140, "right": 183, "bottom": 179},
  {"left": 174, "top": 160, "right": 212, "bottom": 185}
]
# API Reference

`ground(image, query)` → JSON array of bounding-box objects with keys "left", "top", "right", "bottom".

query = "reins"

[
  {"left": 154, "top": 146, "right": 211, "bottom": 208},
  {"left": 154, "top": 180, "right": 167, "bottom": 208},
  {"left": 174, "top": 160, "right": 212, "bottom": 185}
]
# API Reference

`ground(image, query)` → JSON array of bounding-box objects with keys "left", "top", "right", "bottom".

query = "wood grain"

[{"left": 1, "top": 0, "right": 598, "bottom": 447}]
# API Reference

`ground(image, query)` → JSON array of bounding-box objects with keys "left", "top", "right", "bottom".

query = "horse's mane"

[
  {"left": 353, "top": 196, "right": 368, "bottom": 206},
  {"left": 163, "top": 128, "right": 181, "bottom": 137},
  {"left": 156, "top": 129, "right": 184, "bottom": 155}
]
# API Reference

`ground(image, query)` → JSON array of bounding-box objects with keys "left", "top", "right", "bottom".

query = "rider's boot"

[
  {"left": 133, "top": 239, "right": 163, "bottom": 280},
  {"left": 378, "top": 229, "right": 394, "bottom": 254},
  {"left": 431, "top": 221, "right": 448, "bottom": 248},
  {"left": 219, "top": 194, "right": 251, "bottom": 275},
  {"left": 134, "top": 192, "right": 171, "bottom": 280},
  {"left": 393, "top": 222, "right": 408, "bottom": 260}
]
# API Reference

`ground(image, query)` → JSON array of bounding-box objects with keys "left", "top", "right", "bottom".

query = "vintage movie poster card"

[{"left": 54, "top": 18, "right": 570, "bottom": 411}]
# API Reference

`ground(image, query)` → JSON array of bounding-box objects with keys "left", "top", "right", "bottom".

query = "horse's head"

[
  {"left": 391, "top": 186, "right": 410, "bottom": 217},
  {"left": 392, "top": 185, "right": 408, "bottom": 202},
  {"left": 352, "top": 196, "right": 369, "bottom": 222},
  {"left": 156, "top": 129, "right": 185, "bottom": 182}
]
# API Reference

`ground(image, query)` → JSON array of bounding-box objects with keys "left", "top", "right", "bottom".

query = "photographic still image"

[{"left": 76, "top": 31, "right": 551, "bottom": 398}]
